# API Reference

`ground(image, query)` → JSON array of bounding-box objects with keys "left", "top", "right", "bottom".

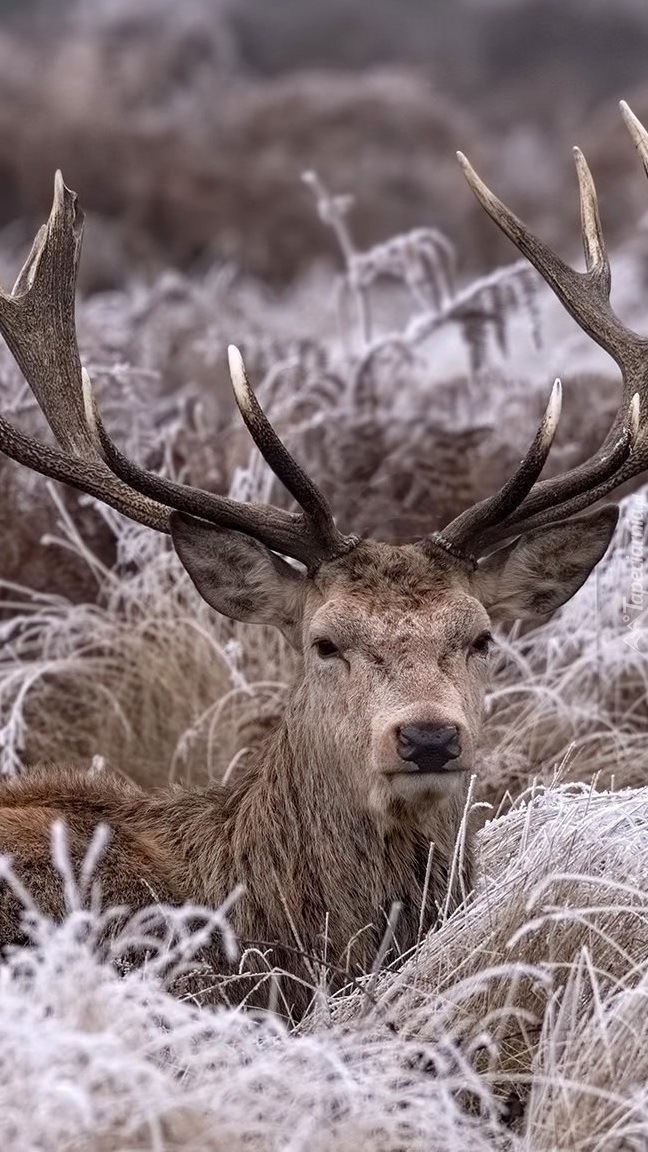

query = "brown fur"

[{"left": 0, "top": 517, "right": 617, "bottom": 1019}]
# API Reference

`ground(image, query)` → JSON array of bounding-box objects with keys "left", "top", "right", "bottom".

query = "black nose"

[{"left": 396, "top": 725, "right": 461, "bottom": 773}]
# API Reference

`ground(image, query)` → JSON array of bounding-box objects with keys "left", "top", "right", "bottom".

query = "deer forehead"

[{"left": 306, "top": 541, "right": 489, "bottom": 651}]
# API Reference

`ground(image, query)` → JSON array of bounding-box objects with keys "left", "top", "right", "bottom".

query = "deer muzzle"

[{"left": 396, "top": 724, "right": 462, "bottom": 773}]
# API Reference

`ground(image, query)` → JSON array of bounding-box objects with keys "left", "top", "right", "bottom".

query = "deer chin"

[{"left": 381, "top": 761, "right": 470, "bottom": 801}]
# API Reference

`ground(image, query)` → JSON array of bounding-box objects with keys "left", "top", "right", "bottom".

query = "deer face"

[
  {"left": 298, "top": 542, "right": 491, "bottom": 808},
  {"left": 171, "top": 508, "right": 616, "bottom": 814}
]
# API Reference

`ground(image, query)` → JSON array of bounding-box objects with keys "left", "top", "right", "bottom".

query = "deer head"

[{"left": 0, "top": 103, "right": 646, "bottom": 818}]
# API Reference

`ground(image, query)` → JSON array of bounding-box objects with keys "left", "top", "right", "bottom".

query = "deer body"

[
  {"left": 0, "top": 761, "right": 465, "bottom": 1016},
  {"left": 1, "top": 103, "right": 648, "bottom": 1017},
  {"left": 0, "top": 543, "right": 477, "bottom": 1017}
]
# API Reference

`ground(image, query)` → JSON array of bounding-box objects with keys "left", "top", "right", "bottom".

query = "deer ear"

[
  {"left": 170, "top": 512, "right": 308, "bottom": 646},
  {"left": 472, "top": 505, "right": 619, "bottom": 622}
]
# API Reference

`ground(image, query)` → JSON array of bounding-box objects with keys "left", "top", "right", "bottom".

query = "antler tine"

[
  {"left": 0, "top": 412, "right": 172, "bottom": 531},
  {"left": 475, "top": 391, "right": 641, "bottom": 548},
  {"left": 0, "top": 172, "right": 355, "bottom": 568},
  {"left": 621, "top": 100, "right": 648, "bottom": 179},
  {"left": 0, "top": 170, "right": 181, "bottom": 531},
  {"left": 573, "top": 145, "right": 609, "bottom": 280},
  {"left": 81, "top": 369, "right": 318, "bottom": 565},
  {"left": 427, "top": 379, "right": 562, "bottom": 560},
  {"left": 456, "top": 149, "right": 645, "bottom": 368},
  {"left": 83, "top": 357, "right": 356, "bottom": 569},
  {"left": 227, "top": 346, "right": 355, "bottom": 559},
  {"left": 436, "top": 112, "right": 648, "bottom": 558},
  {"left": 0, "top": 171, "right": 95, "bottom": 458},
  {"left": 476, "top": 393, "right": 641, "bottom": 549}
]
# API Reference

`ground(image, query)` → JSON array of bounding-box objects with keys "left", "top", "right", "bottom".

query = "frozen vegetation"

[{"left": 0, "top": 1, "right": 647, "bottom": 1148}]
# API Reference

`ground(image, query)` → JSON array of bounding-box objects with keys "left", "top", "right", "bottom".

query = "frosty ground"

[{"left": 0, "top": 2, "right": 647, "bottom": 1148}]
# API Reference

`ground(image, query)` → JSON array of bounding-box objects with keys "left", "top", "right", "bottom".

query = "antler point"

[
  {"left": 227, "top": 344, "right": 252, "bottom": 410},
  {"left": 544, "top": 378, "right": 562, "bottom": 439}
]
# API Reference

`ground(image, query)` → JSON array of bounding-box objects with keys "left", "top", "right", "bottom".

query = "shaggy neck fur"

[
  {"left": 156, "top": 689, "right": 473, "bottom": 1019},
  {"left": 0, "top": 665, "right": 474, "bottom": 1023}
]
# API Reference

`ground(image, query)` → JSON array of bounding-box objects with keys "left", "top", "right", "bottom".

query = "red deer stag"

[{"left": 0, "top": 101, "right": 646, "bottom": 1019}]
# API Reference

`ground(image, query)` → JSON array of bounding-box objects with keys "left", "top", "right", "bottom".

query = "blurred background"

[{"left": 2, "top": 0, "right": 648, "bottom": 293}]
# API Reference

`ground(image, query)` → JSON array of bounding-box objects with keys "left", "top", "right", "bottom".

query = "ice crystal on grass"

[
  {"left": 4, "top": 783, "right": 648, "bottom": 1149},
  {"left": 0, "top": 63, "right": 646, "bottom": 1146},
  {"left": 304, "top": 168, "right": 542, "bottom": 371}
]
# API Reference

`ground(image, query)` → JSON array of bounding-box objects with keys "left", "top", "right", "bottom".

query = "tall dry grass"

[
  {"left": 0, "top": 31, "right": 646, "bottom": 1141},
  {"left": 2, "top": 781, "right": 648, "bottom": 1149}
]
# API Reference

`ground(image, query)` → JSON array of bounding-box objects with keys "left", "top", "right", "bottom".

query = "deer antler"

[
  {"left": 432, "top": 100, "right": 648, "bottom": 558},
  {"left": 6, "top": 113, "right": 647, "bottom": 576},
  {"left": 82, "top": 350, "right": 355, "bottom": 567},
  {"left": 0, "top": 172, "right": 171, "bottom": 529},
  {"left": 0, "top": 173, "right": 356, "bottom": 569}
]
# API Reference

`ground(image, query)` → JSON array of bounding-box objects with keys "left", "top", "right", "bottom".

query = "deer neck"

[{"left": 223, "top": 698, "right": 472, "bottom": 974}]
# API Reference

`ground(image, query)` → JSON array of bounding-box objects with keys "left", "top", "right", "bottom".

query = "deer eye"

[
  {"left": 313, "top": 638, "right": 342, "bottom": 660},
  {"left": 470, "top": 631, "right": 493, "bottom": 657}
]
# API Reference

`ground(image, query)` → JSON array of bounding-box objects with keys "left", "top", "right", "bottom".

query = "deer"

[{"left": 0, "top": 100, "right": 647, "bottom": 1021}]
